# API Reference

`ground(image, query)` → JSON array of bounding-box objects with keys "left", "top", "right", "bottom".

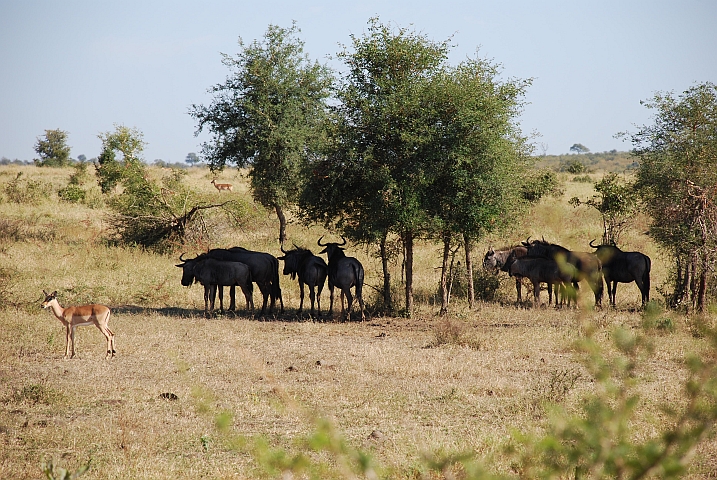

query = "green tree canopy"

[
  {"left": 190, "top": 22, "right": 333, "bottom": 244},
  {"left": 570, "top": 143, "right": 590, "bottom": 154},
  {"left": 300, "top": 18, "right": 452, "bottom": 315},
  {"left": 94, "top": 124, "right": 147, "bottom": 194},
  {"left": 34, "top": 129, "right": 71, "bottom": 167},
  {"left": 300, "top": 18, "right": 536, "bottom": 315},
  {"left": 569, "top": 172, "right": 637, "bottom": 245},
  {"left": 419, "top": 59, "right": 535, "bottom": 312},
  {"left": 628, "top": 82, "right": 717, "bottom": 311}
]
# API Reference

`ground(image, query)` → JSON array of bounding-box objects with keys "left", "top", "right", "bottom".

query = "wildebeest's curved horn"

[
  {"left": 317, "top": 235, "right": 327, "bottom": 247},
  {"left": 280, "top": 244, "right": 288, "bottom": 254},
  {"left": 522, "top": 236, "right": 532, "bottom": 247},
  {"left": 338, "top": 236, "right": 347, "bottom": 246},
  {"left": 179, "top": 252, "right": 188, "bottom": 262},
  {"left": 589, "top": 239, "right": 599, "bottom": 249}
]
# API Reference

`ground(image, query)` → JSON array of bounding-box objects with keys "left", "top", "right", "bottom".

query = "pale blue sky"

[{"left": 1, "top": 1, "right": 715, "bottom": 163}]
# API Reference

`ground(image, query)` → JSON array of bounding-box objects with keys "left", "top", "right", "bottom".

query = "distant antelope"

[
  {"left": 211, "top": 179, "right": 233, "bottom": 192},
  {"left": 41, "top": 290, "right": 115, "bottom": 359}
]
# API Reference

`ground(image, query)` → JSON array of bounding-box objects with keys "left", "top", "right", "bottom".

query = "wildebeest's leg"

[
  {"left": 298, "top": 281, "right": 305, "bottom": 315},
  {"left": 308, "top": 285, "right": 316, "bottom": 318},
  {"left": 610, "top": 281, "right": 618, "bottom": 307},
  {"left": 328, "top": 284, "right": 335, "bottom": 317},
  {"left": 532, "top": 280, "right": 541, "bottom": 307},
  {"left": 548, "top": 282, "right": 553, "bottom": 305},
  {"left": 343, "top": 289, "right": 353, "bottom": 321},
  {"left": 257, "top": 283, "right": 270, "bottom": 315},
  {"left": 209, "top": 284, "right": 218, "bottom": 317},
  {"left": 218, "top": 286, "right": 225, "bottom": 313},
  {"left": 228, "top": 285, "right": 236, "bottom": 311},
  {"left": 240, "top": 285, "right": 254, "bottom": 313},
  {"left": 316, "top": 283, "right": 323, "bottom": 317},
  {"left": 515, "top": 278, "right": 522, "bottom": 302},
  {"left": 203, "top": 285, "right": 211, "bottom": 317},
  {"left": 357, "top": 292, "right": 365, "bottom": 321}
]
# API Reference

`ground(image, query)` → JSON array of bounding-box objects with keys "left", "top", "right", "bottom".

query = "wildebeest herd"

[
  {"left": 43, "top": 236, "right": 651, "bottom": 358},
  {"left": 483, "top": 238, "right": 651, "bottom": 308},
  {"left": 174, "top": 237, "right": 366, "bottom": 321}
]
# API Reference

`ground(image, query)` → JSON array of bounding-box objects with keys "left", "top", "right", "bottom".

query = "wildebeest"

[
  {"left": 176, "top": 256, "right": 253, "bottom": 317},
  {"left": 41, "top": 290, "right": 115, "bottom": 359},
  {"left": 483, "top": 246, "right": 529, "bottom": 302},
  {"left": 278, "top": 245, "right": 328, "bottom": 318},
  {"left": 318, "top": 236, "right": 366, "bottom": 321},
  {"left": 507, "top": 257, "right": 573, "bottom": 306},
  {"left": 204, "top": 247, "right": 284, "bottom": 316},
  {"left": 589, "top": 240, "right": 651, "bottom": 306},
  {"left": 523, "top": 238, "right": 604, "bottom": 308}
]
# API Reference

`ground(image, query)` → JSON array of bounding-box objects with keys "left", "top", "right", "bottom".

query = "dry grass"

[{"left": 0, "top": 165, "right": 715, "bottom": 478}]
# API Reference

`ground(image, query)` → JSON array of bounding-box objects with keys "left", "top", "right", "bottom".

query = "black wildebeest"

[
  {"left": 204, "top": 247, "right": 284, "bottom": 316},
  {"left": 483, "top": 246, "right": 529, "bottom": 302},
  {"left": 523, "top": 238, "right": 604, "bottom": 308},
  {"left": 317, "top": 236, "right": 366, "bottom": 321},
  {"left": 176, "top": 256, "right": 254, "bottom": 317},
  {"left": 589, "top": 240, "right": 651, "bottom": 306},
  {"left": 278, "top": 245, "right": 328, "bottom": 318},
  {"left": 507, "top": 256, "right": 574, "bottom": 306}
]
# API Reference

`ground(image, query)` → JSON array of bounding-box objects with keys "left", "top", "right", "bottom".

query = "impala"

[
  {"left": 41, "top": 290, "right": 115, "bottom": 359},
  {"left": 211, "top": 179, "right": 233, "bottom": 192}
]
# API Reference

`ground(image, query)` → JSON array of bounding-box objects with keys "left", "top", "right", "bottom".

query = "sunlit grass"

[{"left": 0, "top": 164, "right": 714, "bottom": 478}]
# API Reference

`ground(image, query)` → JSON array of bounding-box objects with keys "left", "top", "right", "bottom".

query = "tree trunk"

[
  {"left": 698, "top": 250, "right": 708, "bottom": 312},
  {"left": 404, "top": 230, "right": 414, "bottom": 317},
  {"left": 464, "top": 233, "right": 475, "bottom": 309},
  {"left": 380, "top": 230, "right": 392, "bottom": 312},
  {"left": 275, "top": 204, "right": 287, "bottom": 244},
  {"left": 440, "top": 232, "right": 451, "bottom": 316}
]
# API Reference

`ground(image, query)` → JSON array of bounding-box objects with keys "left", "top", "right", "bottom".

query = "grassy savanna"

[{"left": 0, "top": 164, "right": 715, "bottom": 478}]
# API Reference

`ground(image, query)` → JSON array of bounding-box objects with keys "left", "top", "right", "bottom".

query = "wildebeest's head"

[
  {"left": 278, "top": 244, "right": 312, "bottom": 280},
  {"left": 483, "top": 247, "right": 498, "bottom": 272},
  {"left": 317, "top": 235, "right": 347, "bottom": 261},
  {"left": 589, "top": 239, "right": 621, "bottom": 264},
  {"left": 175, "top": 253, "right": 200, "bottom": 286}
]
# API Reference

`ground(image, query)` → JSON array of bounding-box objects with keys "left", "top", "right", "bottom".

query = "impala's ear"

[
  {"left": 43, "top": 289, "right": 48, "bottom": 296},
  {"left": 51, "top": 291, "right": 57, "bottom": 297}
]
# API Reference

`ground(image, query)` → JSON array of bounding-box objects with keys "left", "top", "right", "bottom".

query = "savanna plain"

[{"left": 0, "top": 164, "right": 715, "bottom": 479}]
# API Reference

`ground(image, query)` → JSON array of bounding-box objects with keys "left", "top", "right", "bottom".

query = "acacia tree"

[
  {"left": 569, "top": 172, "right": 638, "bottom": 245},
  {"left": 95, "top": 124, "right": 146, "bottom": 194},
  {"left": 420, "top": 60, "right": 535, "bottom": 313},
  {"left": 95, "top": 125, "right": 235, "bottom": 251},
  {"left": 34, "top": 129, "right": 71, "bottom": 167},
  {"left": 301, "top": 19, "right": 452, "bottom": 316},
  {"left": 190, "top": 23, "right": 332, "bottom": 244},
  {"left": 628, "top": 82, "right": 717, "bottom": 311}
]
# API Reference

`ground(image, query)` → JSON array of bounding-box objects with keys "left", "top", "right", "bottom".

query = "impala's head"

[{"left": 41, "top": 290, "right": 57, "bottom": 309}]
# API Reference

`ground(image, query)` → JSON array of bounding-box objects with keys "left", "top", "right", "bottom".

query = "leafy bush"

[
  {"left": 3, "top": 172, "right": 53, "bottom": 204},
  {"left": 563, "top": 159, "right": 588, "bottom": 173},
  {"left": 451, "top": 268, "right": 500, "bottom": 302},
  {"left": 57, "top": 184, "right": 86, "bottom": 203}
]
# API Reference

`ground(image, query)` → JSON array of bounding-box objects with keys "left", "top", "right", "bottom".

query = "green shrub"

[
  {"left": 3, "top": 172, "right": 53, "bottom": 204},
  {"left": 450, "top": 268, "right": 500, "bottom": 302},
  {"left": 58, "top": 184, "right": 86, "bottom": 203}
]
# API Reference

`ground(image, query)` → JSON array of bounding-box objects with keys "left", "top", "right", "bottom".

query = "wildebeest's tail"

[
  {"left": 353, "top": 262, "right": 365, "bottom": 300},
  {"left": 643, "top": 254, "right": 652, "bottom": 302}
]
